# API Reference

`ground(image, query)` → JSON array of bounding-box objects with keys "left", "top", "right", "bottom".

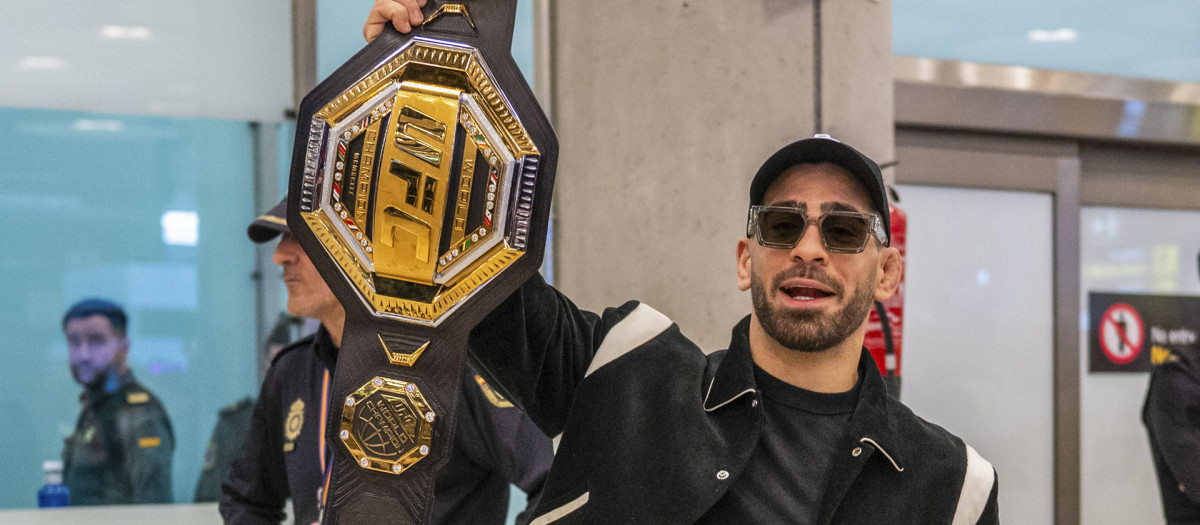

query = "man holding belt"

[{"left": 363, "top": 5, "right": 999, "bottom": 522}]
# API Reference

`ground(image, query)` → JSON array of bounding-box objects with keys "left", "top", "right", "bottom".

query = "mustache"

[{"left": 770, "top": 263, "right": 843, "bottom": 295}]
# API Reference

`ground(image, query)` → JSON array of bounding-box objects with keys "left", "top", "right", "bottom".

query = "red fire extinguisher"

[{"left": 864, "top": 187, "right": 906, "bottom": 396}]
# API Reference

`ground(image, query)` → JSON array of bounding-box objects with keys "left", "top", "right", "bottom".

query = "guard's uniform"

[
  {"left": 1143, "top": 347, "right": 1200, "bottom": 523},
  {"left": 220, "top": 326, "right": 553, "bottom": 525},
  {"left": 195, "top": 397, "right": 255, "bottom": 502},
  {"left": 62, "top": 371, "right": 175, "bottom": 505}
]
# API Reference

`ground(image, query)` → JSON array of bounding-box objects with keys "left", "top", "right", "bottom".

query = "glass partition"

[
  {"left": 0, "top": 0, "right": 539, "bottom": 519},
  {"left": 0, "top": 107, "right": 259, "bottom": 506}
]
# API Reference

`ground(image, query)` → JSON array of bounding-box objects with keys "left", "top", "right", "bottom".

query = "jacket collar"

[
  {"left": 846, "top": 349, "right": 903, "bottom": 469},
  {"left": 315, "top": 324, "right": 339, "bottom": 373},
  {"left": 703, "top": 316, "right": 757, "bottom": 411},
  {"left": 81, "top": 370, "right": 135, "bottom": 405},
  {"left": 703, "top": 315, "right": 903, "bottom": 469}
]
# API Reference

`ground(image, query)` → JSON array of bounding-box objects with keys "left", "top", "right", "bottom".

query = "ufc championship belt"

[{"left": 285, "top": 2, "right": 556, "bottom": 523}]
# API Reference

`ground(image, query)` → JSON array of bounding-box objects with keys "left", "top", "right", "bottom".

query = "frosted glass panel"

[
  {"left": 897, "top": 185, "right": 1054, "bottom": 525},
  {"left": 1079, "top": 207, "right": 1200, "bottom": 524},
  {"left": 0, "top": 107, "right": 258, "bottom": 507}
]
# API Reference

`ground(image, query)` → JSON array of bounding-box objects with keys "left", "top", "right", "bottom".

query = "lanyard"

[
  {"left": 316, "top": 368, "right": 333, "bottom": 523},
  {"left": 319, "top": 368, "right": 330, "bottom": 469}
]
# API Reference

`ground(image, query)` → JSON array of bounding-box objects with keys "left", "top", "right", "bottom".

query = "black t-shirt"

[{"left": 697, "top": 364, "right": 860, "bottom": 524}]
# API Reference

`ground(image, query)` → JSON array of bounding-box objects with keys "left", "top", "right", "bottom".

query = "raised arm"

[{"left": 467, "top": 273, "right": 643, "bottom": 437}]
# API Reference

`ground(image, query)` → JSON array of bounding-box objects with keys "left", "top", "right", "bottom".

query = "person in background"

[
  {"left": 1142, "top": 251, "right": 1200, "bottom": 523},
  {"left": 61, "top": 298, "right": 174, "bottom": 505},
  {"left": 196, "top": 314, "right": 303, "bottom": 503},
  {"left": 220, "top": 200, "right": 553, "bottom": 524},
  {"left": 194, "top": 396, "right": 254, "bottom": 503}
]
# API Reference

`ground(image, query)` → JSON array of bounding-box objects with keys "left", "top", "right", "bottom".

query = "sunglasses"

[{"left": 747, "top": 205, "right": 887, "bottom": 253}]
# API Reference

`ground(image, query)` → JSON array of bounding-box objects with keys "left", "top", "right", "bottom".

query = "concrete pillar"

[{"left": 546, "top": 0, "right": 893, "bottom": 349}]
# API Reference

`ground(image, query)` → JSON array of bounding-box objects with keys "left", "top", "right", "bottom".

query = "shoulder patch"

[
  {"left": 474, "top": 375, "right": 514, "bottom": 408},
  {"left": 272, "top": 333, "right": 317, "bottom": 365},
  {"left": 138, "top": 436, "right": 161, "bottom": 448},
  {"left": 126, "top": 392, "right": 150, "bottom": 404},
  {"left": 220, "top": 396, "right": 255, "bottom": 414},
  {"left": 284, "top": 398, "right": 305, "bottom": 449},
  {"left": 585, "top": 303, "right": 673, "bottom": 378}
]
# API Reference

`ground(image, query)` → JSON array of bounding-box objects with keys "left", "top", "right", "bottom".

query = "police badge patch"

[{"left": 284, "top": 398, "right": 305, "bottom": 452}]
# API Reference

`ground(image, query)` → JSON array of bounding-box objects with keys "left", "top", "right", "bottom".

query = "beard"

[
  {"left": 750, "top": 262, "right": 877, "bottom": 352},
  {"left": 72, "top": 361, "right": 115, "bottom": 389}
]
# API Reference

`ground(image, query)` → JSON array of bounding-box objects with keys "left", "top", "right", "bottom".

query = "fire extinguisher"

[{"left": 864, "top": 186, "right": 905, "bottom": 396}]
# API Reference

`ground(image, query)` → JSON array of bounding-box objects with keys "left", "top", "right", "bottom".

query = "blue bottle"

[{"left": 37, "top": 460, "right": 69, "bottom": 508}]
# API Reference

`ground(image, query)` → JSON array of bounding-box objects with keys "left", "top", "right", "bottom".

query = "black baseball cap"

[
  {"left": 749, "top": 134, "right": 890, "bottom": 246},
  {"left": 247, "top": 198, "right": 289, "bottom": 243}
]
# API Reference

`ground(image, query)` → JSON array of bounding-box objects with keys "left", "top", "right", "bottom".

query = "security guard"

[
  {"left": 61, "top": 298, "right": 175, "bottom": 505},
  {"left": 220, "top": 201, "right": 552, "bottom": 524},
  {"left": 1142, "top": 253, "right": 1200, "bottom": 523},
  {"left": 195, "top": 396, "right": 255, "bottom": 503}
]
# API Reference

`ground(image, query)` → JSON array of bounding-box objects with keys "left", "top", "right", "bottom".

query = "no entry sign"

[
  {"left": 1098, "top": 303, "right": 1144, "bottom": 365},
  {"left": 1088, "top": 292, "right": 1200, "bottom": 373}
]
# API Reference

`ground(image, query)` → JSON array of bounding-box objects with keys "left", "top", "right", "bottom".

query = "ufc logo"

[{"left": 372, "top": 83, "right": 460, "bottom": 285}]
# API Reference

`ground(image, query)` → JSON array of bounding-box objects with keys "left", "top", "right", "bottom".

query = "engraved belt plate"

[{"left": 340, "top": 377, "right": 435, "bottom": 474}]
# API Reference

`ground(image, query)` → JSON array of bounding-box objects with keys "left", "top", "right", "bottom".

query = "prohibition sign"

[{"left": 1099, "top": 302, "right": 1144, "bottom": 365}]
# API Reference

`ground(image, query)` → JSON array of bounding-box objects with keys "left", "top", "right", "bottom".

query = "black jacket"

[
  {"left": 1144, "top": 347, "right": 1200, "bottom": 523},
  {"left": 219, "top": 326, "right": 553, "bottom": 524},
  {"left": 468, "top": 274, "right": 1000, "bottom": 524}
]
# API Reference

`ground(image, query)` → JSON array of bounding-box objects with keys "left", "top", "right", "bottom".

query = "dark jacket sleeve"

[
  {"left": 220, "top": 373, "right": 289, "bottom": 524},
  {"left": 1144, "top": 363, "right": 1200, "bottom": 505},
  {"left": 467, "top": 272, "right": 638, "bottom": 437},
  {"left": 458, "top": 368, "right": 554, "bottom": 523},
  {"left": 119, "top": 402, "right": 175, "bottom": 504},
  {"left": 975, "top": 470, "right": 1000, "bottom": 525}
]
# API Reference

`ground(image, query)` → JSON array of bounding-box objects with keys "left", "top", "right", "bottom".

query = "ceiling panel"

[
  {"left": 0, "top": 0, "right": 292, "bottom": 121},
  {"left": 895, "top": 0, "right": 1200, "bottom": 84}
]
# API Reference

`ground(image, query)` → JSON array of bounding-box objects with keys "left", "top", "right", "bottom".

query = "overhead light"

[
  {"left": 73, "top": 119, "right": 125, "bottom": 132},
  {"left": 161, "top": 211, "right": 199, "bottom": 247},
  {"left": 1028, "top": 28, "right": 1077, "bottom": 43},
  {"left": 101, "top": 25, "right": 153, "bottom": 40},
  {"left": 17, "top": 56, "right": 67, "bottom": 71},
  {"left": 976, "top": 269, "right": 991, "bottom": 287}
]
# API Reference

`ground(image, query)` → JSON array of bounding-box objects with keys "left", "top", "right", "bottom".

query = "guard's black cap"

[
  {"left": 749, "top": 134, "right": 890, "bottom": 246},
  {"left": 247, "top": 198, "right": 288, "bottom": 243}
]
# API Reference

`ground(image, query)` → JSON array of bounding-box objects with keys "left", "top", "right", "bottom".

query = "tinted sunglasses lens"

[
  {"left": 758, "top": 209, "right": 808, "bottom": 246},
  {"left": 820, "top": 214, "right": 871, "bottom": 251}
]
